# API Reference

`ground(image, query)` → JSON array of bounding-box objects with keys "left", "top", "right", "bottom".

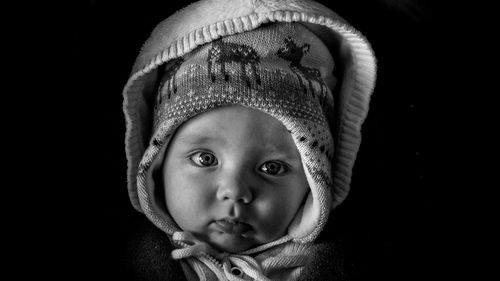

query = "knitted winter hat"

[
  {"left": 141, "top": 22, "right": 335, "bottom": 244},
  {"left": 123, "top": 0, "right": 376, "bottom": 244}
]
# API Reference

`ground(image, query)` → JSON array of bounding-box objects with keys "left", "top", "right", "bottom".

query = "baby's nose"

[{"left": 215, "top": 169, "right": 253, "bottom": 204}]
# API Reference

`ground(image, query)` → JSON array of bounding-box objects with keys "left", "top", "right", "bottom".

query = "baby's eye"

[
  {"left": 259, "top": 161, "right": 288, "bottom": 176},
  {"left": 190, "top": 152, "right": 218, "bottom": 167}
]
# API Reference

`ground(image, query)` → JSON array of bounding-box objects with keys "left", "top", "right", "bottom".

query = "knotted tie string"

[{"left": 171, "top": 231, "right": 271, "bottom": 281}]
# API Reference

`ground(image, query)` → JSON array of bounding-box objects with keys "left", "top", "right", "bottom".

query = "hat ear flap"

[
  {"left": 124, "top": 67, "right": 163, "bottom": 211},
  {"left": 138, "top": 133, "right": 182, "bottom": 235},
  {"left": 301, "top": 22, "right": 377, "bottom": 209},
  {"left": 139, "top": 68, "right": 161, "bottom": 146}
]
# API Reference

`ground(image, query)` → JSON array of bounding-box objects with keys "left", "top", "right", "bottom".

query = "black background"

[{"left": 15, "top": 0, "right": 481, "bottom": 280}]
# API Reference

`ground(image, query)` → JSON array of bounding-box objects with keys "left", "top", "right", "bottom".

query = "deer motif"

[
  {"left": 207, "top": 41, "right": 261, "bottom": 87},
  {"left": 276, "top": 36, "right": 329, "bottom": 107},
  {"left": 155, "top": 58, "right": 184, "bottom": 109}
]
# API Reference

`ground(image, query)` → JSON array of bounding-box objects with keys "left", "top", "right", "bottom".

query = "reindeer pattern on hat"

[
  {"left": 276, "top": 36, "right": 330, "bottom": 109},
  {"left": 154, "top": 33, "right": 330, "bottom": 113}
]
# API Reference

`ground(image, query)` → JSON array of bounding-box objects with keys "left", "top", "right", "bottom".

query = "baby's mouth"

[{"left": 214, "top": 218, "right": 253, "bottom": 235}]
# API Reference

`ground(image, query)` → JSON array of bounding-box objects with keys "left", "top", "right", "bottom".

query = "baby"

[
  {"left": 162, "top": 105, "right": 310, "bottom": 254},
  {"left": 122, "top": 0, "right": 376, "bottom": 280}
]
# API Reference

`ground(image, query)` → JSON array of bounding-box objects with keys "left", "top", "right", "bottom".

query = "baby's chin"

[{"left": 207, "top": 231, "right": 259, "bottom": 253}]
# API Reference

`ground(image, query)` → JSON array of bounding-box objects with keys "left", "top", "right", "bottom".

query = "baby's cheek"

[
  {"left": 165, "top": 171, "right": 212, "bottom": 224},
  {"left": 254, "top": 195, "right": 297, "bottom": 240},
  {"left": 182, "top": 178, "right": 214, "bottom": 208}
]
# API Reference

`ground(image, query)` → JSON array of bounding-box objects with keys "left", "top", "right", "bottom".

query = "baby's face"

[{"left": 162, "top": 105, "right": 309, "bottom": 253}]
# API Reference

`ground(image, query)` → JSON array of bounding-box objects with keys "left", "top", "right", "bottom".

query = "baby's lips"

[{"left": 215, "top": 219, "right": 253, "bottom": 235}]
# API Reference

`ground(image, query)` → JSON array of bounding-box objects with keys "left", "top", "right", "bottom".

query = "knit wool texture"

[
  {"left": 170, "top": 231, "right": 315, "bottom": 281},
  {"left": 137, "top": 23, "right": 336, "bottom": 244},
  {"left": 123, "top": 1, "right": 378, "bottom": 280}
]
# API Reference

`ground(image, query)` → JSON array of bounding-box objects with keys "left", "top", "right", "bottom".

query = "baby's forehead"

[
  {"left": 180, "top": 106, "right": 289, "bottom": 135},
  {"left": 172, "top": 106, "right": 300, "bottom": 154}
]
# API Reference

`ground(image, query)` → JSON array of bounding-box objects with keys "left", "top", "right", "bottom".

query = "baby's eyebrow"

[
  {"left": 262, "top": 143, "right": 301, "bottom": 160},
  {"left": 176, "top": 133, "right": 226, "bottom": 146}
]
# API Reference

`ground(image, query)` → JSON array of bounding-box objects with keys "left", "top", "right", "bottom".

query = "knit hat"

[{"left": 123, "top": 0, "right": 376, "bottom": 245}]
